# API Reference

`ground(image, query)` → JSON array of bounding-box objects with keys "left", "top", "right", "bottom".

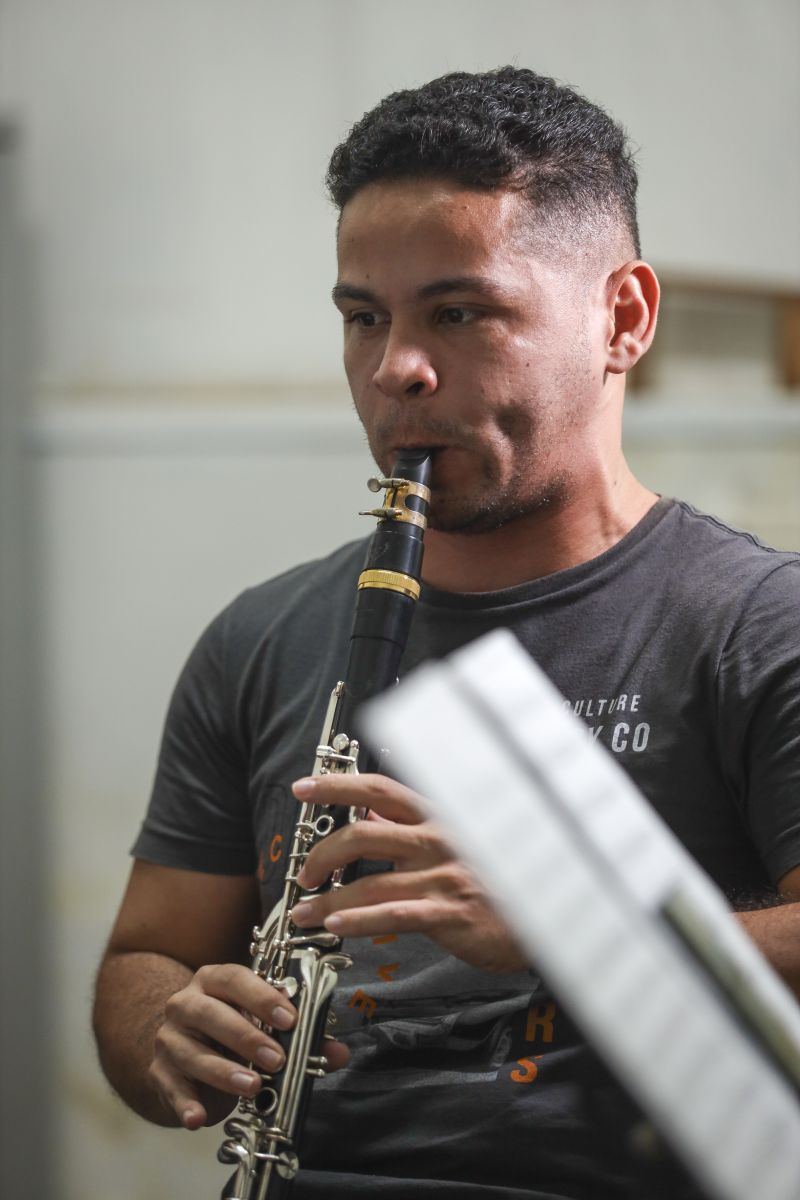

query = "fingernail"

[
  {"left": 255, "top": 1046, "right": 284, "bottom": 1071},
  {"left": 231, "top": 1070, "right": 259, "bottom": 1093},
  {"left": 270, "top": 1005, "right": 296, "bottom": 1031},
  {"left": 292, "top": 778, "right": 316, "bottom": 799}
]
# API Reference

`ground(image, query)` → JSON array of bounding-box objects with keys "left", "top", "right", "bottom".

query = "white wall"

[
  {"left": 0, "top": 2, "right": 798, "bottom": 1197},
  {"left": 0, "top": 0, "right": 798, "bottom": 390},
  {"left": 34, "top": 408, "right": 376, "bottom": 1200}
]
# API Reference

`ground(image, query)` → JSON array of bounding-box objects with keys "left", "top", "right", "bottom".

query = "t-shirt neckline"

[{"left": 419, "top": 496, "right": 673, "bottom": 611}]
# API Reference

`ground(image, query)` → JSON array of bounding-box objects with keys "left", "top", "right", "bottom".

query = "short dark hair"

[{"left": 326, "top": 66, "right": 641, "bottom": 257}]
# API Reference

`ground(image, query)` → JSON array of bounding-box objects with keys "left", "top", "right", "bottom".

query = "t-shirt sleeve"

[
  {"left": 717, "top": 560, "right": 800, "bottom": 886},
  {"left": 132, "top": 605, "right": 256, "bottom": 875}
]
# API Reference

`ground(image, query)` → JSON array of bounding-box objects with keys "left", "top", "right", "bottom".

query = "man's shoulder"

[
  {"left": 208, "top": 537, "right": 369, "bottom": 654},
  {"left": 647, "top": 499, "right": 800, "bottom": 641},
  {"left": 657, "top": 497, "right": 800, "bottom": 581},
  {"left": 242, "top": 538, "right": 368, "bottom": 602}
]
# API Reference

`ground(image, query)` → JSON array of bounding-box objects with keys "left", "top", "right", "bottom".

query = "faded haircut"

[{"left": 326, "top": 66, "right": 641, "bottom": 258}]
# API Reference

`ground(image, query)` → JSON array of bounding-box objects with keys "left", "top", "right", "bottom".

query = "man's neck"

[{"left": 420, "top": 472, "right": 658, "bottom": 593}]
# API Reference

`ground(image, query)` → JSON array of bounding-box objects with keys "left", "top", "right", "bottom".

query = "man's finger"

[
  {"left": 296, "top": 819, "right": 445, "bottom": 889},
  {"left": 292, "top": 774, "right": 424, "bottom": 823},
  {"left": 191, "top": 963, "right": 297, "bottom": 1030}
]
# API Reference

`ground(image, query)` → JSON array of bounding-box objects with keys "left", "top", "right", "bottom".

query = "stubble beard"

[
  {"left": 427, "top": 463, "right": 571, "bottom": 533},
  {"left": 358, "top": 387, "right": 580, "bottom": 535}
]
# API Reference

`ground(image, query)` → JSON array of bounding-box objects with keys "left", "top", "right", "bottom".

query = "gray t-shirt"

[{"left": 135, "top": 497, "right": 800, "bottom": 1199}]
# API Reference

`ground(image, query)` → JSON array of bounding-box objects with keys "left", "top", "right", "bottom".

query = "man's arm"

[
  {"left": 734, "top": 863, "right": 800, "bottom": 998},
  {"left": 93, "top": 860, "right": 306, "bottom": 1129}
]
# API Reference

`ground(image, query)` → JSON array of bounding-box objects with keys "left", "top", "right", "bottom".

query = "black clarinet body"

[{"left": 218, "top": 450, "right": 432, "bottom": 1200}]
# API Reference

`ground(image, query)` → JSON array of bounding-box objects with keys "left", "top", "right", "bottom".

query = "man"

[{"left": 93, "top": 68, "right": 800, "bottom": 1199}]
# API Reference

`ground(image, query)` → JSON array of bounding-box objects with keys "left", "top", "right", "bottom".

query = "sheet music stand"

[{"left": 362, "top": 629, "right": 800, "bottom": 1200}]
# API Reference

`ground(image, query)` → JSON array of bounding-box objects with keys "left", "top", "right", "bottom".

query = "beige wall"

[{"left": 0, "top": 0, "right": 798, "bottom": 390}]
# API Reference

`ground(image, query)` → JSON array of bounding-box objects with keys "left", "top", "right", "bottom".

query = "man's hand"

[
  {"left": 290, "top": 773, "right": 528, "bottom": 974},
  {"left": 93, "top": 863, "right": 350, "bottom": 1132},
  {"left": 150, "top": 963, "right": 300, "bottom": 1129}
]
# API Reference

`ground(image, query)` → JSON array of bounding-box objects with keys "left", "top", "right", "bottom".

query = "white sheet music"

[{"left": 362, "top": 629, "right": 800, "bottom": 1200}]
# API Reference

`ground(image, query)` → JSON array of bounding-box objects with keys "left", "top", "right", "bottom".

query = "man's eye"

[
  {"left": 346, "top": 311, "right": 383, "bottom": 328},
  {"left": 438, "top": 307, "right": 474, "bottom": 325}
]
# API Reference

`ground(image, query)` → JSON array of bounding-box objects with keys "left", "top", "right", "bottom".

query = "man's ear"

[{"left": 605, "top": 261, "right": 660, "bottom": 375}]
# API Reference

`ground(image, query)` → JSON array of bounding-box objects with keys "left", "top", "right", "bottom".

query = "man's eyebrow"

[
  {"left": 331, "top": 282, "right": 378, "bottom": 305},
  {"left": 332, "top": 276, "right": 509, "bottom": 305},
  {"left": 415, "top": 276, "right": 509, "bottom": 300}
]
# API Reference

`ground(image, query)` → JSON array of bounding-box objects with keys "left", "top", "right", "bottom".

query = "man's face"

[{"left": 334, "top": 179, "right": 614, "bottom": 533}]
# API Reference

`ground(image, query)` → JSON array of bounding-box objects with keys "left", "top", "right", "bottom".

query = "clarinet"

[{"left": 217, "top": 449, "right": 432, "bottom": 1200}]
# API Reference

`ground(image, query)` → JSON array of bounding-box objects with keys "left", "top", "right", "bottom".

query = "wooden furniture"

[{"left": 629, "top": 275, "right": 800, "bottom": 391}]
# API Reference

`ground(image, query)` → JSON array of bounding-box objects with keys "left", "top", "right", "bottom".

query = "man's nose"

[{"left": 372, "top": 329, "right": 438, "bottom": 399}]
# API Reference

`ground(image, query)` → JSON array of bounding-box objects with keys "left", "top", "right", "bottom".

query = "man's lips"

[{"left": 388, "top": 443, "right": 452, "bottom": 458}]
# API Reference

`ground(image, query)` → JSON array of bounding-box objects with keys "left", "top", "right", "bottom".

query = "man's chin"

[
  {"left": 428, "top": 487, "right": 562, "bottom": 535},
  {"left": 427, "top": 501, "right": 514, "bottom": 536}
]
